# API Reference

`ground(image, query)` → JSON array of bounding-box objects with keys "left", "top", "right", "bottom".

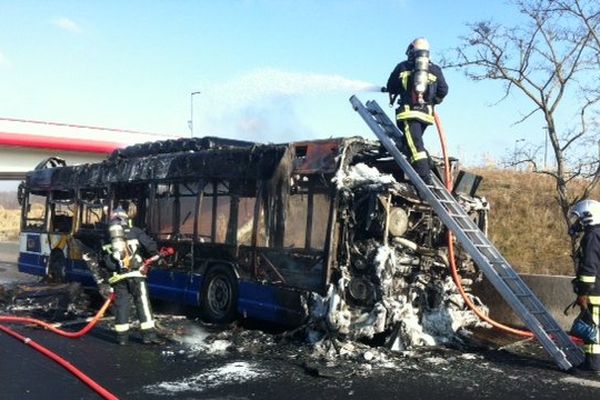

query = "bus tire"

[
  {"left": 48, "top": 250, "right": 66, "bottom": 283},
  {"left": 201, "top": 264, "right": 238, "bottom": 324}
]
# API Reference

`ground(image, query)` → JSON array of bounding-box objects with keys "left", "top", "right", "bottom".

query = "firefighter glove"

[
  {"left": 577, "top": 295, "right": 589, "bottom": 310},
  {"left": 99, "top": 283, "right": 114, "bottom": 299}
]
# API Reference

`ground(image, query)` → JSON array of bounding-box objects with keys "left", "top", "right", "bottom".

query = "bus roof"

[{"left": 25, "top": 136, "right": 376, "bottom": 191}]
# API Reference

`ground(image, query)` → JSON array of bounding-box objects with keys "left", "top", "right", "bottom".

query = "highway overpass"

[{"left": 0, "top": 117, "right": 182, "bottom": 180}]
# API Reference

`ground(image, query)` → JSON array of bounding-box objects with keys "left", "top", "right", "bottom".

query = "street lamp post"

[{"left": 189, "top": 91, "right": 201, "bottom": 137}]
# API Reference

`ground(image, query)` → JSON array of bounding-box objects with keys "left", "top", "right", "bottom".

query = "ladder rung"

[
  {"left": 443, "top": 202, "right": 463, "bottom": 211},
  {"left": 448, "top": 213, "right": 469, "bottom": 218}
]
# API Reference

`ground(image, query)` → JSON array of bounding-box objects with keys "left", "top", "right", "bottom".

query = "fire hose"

[
  {"left": 434, "top": 114, "right": 590, "bottom": 352},
  {"left": 0, "top": 323, "right": 119, "bottom": 400},
  {"left": 433, "top": 112, "right": 534, "bottom": 338},
  {"left": 0, "top": 292, "right": 119, "bottom": 399},
  {"left": 379, "top": 86, "right": 533, "bottom": 336},
  {"left": 0, "top": 246, "right": 174, "bottom": 399},
  {"left": 0, "top": 292, "right": 115, "bottom": 338}
]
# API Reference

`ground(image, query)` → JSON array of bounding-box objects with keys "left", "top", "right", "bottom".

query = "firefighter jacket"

[
  {"left": 386, "top": 60, "right": 449, "bottom": 125},
  {"left": 102, "top": 226, "right": 158, "bottom": 285},
  {"left": 576, "top": 225, "right": 600, "bottom": 296}
]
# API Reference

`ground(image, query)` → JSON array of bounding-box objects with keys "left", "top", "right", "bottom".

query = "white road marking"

[{"left": 561, "top": 375, "right": 600, "bottom": 389}]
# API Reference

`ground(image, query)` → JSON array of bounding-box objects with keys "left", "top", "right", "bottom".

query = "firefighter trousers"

[
  {"left": 397, "top": 119, "right": 431, "bottom": 183},
  {"left": 584, "top": 296, "right": 600, "bottom": 371},
  {"left": 113, "top": 277, "right": 156, "bottom": 335}
]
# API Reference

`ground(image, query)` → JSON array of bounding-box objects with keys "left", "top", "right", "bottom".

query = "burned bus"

[{"left": 18, "top": 136, "right": 488, "bottom": 342}]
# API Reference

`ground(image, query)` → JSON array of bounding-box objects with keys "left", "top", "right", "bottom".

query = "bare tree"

[{"left": 446, "top": 0, "right": 600, "bottom": 264}]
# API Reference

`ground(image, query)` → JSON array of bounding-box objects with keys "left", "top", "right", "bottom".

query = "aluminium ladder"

[{"left": 349, "top": 96, "right": 585, "bottom": 371}]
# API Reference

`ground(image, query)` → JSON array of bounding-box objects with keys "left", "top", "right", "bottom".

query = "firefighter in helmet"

[
  {"left": 569, "top": 199, "right": 600, "bottom": 373},
  {"left": 102, "top": 204, "right": 163, "bottom": 345},
  {"left": 386, "top": 37, "right": 449, "bottom": 184}
]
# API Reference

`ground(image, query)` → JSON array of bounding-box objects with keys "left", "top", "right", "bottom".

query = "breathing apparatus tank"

[
  {"left": 408, "top": 38, "right": 431, "bottom": 105},
  {"left": 108, "top": 207, "right": 130, "bottom": 268}
]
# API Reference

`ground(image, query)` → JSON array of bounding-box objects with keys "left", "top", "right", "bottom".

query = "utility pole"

[{"left": 189, "top": 91, "right": 201, "bottom": 137}]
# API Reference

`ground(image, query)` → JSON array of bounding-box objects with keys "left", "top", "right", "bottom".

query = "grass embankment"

[
  {"left": 0, "top": 206, "right": 20, "bottom": 242},
  {"left": 473, "top": 168, "right": 599, "bottom": 276}
]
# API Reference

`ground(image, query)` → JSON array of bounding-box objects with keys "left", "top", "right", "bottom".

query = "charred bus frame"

[
  {"left": 18, "top": 136, "right": 487, "bottom": 328},
  {"left": 18, "top": 137, "right": 368, "bottom": 324}
]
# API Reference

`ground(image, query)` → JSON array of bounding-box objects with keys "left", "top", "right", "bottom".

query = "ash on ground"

[{"left": 0, "top": 281, "right": 92, "bottom": 322}]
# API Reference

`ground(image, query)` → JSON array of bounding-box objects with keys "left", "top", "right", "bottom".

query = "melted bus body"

[{"left": 17, "top": 136, "right": 487, "bottom": 329}]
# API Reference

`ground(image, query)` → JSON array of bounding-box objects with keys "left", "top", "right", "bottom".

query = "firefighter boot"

[
  {"left": 142, "top": 329, "right": 164, "bottom": 345},
  {"left": 116, "top": 332, "right": 129, "bottom": 346},
  {"left": 586, "top": 355, "right": 600, "bottom": 375},
  {"left": 413, "top": 158, "right": 432, "bottom": 185}
]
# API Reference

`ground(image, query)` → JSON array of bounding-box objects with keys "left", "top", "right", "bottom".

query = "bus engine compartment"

[{"left": 307, "top": 138, "right": 490, "bottom": 350}]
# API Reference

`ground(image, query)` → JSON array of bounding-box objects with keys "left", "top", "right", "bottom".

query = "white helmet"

[
  {"left": 110, "top": 206, "right": 129, "bottom": 226},
  {"left": 406, "top": 37, "right": 430, "bottom": 56},
  {"left": 569, "top": 199, "right": 600, "bottom": 227}
]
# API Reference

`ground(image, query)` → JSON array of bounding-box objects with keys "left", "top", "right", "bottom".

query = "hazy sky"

[{"left": 0, "top": 0, "right": 550, "bottom": 167}]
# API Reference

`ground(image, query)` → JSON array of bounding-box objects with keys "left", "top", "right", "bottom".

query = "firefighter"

[
  {"left": 386, "top": 37, "right": 449, "bottom": 184},
  {"left": 102, "top": 205, "right": 163, "bottom": 345},
  {"left": 569, "top": 199, "right": 600, "bottom": 373}
]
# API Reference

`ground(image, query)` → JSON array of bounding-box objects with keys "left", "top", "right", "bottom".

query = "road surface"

[{"left": 1, "top": 241, "right": 599, "bottom": 400}]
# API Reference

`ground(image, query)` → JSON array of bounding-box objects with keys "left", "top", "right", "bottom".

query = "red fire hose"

[
  {"left": 433, "top": 112, "right": 534, "bottom": 338},
  {"left": 0, "top": 323, "right": 118, "bottom": 400},
  {"left": 0, "top": 293, "right": 118, "bottom": 399},
  {"left": 0, "top": 248, "right": 173, "bottom": 398},
  {"left": 433, "top": 113, "right": 590, "bottom": 348},
  {"left": 0, "top": 292, "right": 115, "bottom": 338}
]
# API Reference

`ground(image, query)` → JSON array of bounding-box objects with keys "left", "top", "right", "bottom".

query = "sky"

[{"left": 0, "top": 0, "right": 552, "bottom": 167}]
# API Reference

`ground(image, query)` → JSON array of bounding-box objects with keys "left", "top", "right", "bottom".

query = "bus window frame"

[
  {"left": 48, "top": 190, "right": 75, "bottom": 234},
  {"left": 283, "top": 175, "right": 331, "bottom": 251},
  {"left": 78, "top": 188, "right": 108, "bottom": 232},
  {"left": 177, "top": 181, "right": 201, "bottom": 239},
  {"left": 22, "top": 189, "right": 49, "bottom": 232},
  {"left": 150, "top": 182, "right": 176, "bottom": 238}
]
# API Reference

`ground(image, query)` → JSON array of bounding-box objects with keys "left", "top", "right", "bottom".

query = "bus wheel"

[
  {"left": 48, "top": 250, "right": 66, "bottom": 283},
  {"left": 201, "top": 265, "right": 238, "bottom": 324}
]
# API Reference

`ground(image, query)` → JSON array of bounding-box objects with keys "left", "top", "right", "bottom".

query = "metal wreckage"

[
  {"left": 303, "top": 138, "right": 489, "bottom": 351},
  {"left": 21, "top": 135, "right": 489, "bottom": 351}
]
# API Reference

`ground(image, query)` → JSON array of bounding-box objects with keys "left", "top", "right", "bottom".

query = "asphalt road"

[
  {"left": 1, "top": 241, "right": 600, "bottom": 400},
  {"left": 0, "top": 241, "right": 32, "bottom": 285}
]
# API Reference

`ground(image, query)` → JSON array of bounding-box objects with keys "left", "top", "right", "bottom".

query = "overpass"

[{"left": 0, "top": 117, "right": 182, "bottom": 180}]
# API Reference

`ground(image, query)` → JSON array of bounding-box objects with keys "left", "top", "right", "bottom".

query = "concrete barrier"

[{"left": 472, "top": 273, "right": 578, "bottom": 331}]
